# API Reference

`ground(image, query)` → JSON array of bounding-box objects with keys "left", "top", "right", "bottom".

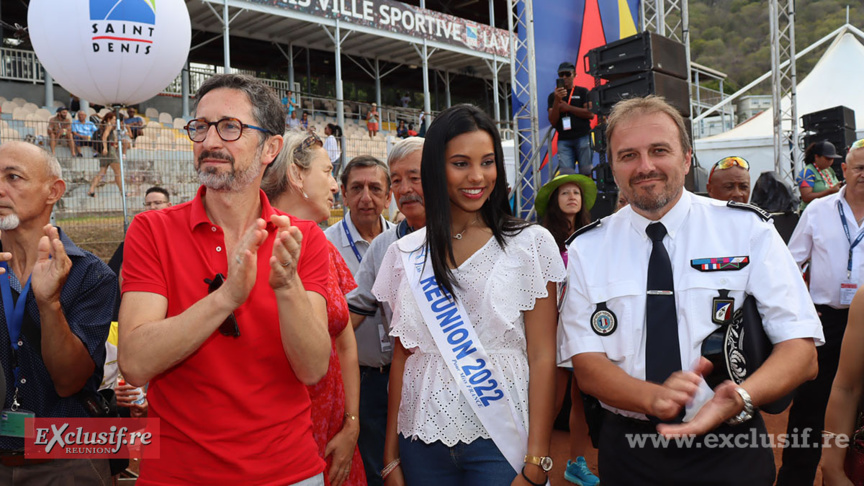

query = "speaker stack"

[
  {"left": 583, "top": 31, "right": 692, "bottom": 199},
  {"left": 585, "top": 32, "right": 690, "bottom": 117},
  {"left": 801, "top": 105, "right": 856, "bottom": 181}
]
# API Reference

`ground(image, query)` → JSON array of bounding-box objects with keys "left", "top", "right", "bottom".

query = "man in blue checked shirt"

[
  {"left": 0, "top": 141, "right": 116, "bottom": 482},
  {"left": 71, "top": 110, "right": 99, "bottom": 156}
]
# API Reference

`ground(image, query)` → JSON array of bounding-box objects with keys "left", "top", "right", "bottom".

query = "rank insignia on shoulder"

[
  {"left": 712, "top": 289, "right": 735, "bottom": 325},
  {"left": 565, "top": 219, "right": 601, "bottom": 247},
  {"left": 590, "top": 302, "right": 617, "bottom": 336},
  {"left": 691, "top": 256, "right": 749, "bottom": 272},
  {"left": 727, "top": 201, "right": 772, "bottom": 222}
]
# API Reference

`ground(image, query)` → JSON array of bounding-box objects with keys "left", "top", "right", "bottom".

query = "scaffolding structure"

[
  {"left": 507, "top": 0, "right": 541, "bottom": 219},
  {"left": 769, "top": 0, "right": 800, "bottom": 191}
]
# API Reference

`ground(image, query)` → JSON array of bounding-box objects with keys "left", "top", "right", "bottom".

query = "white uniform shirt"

[
  {"left": 788, "top": 187, "right": 864, "bottom": 309},
  {"left": 558, "top": 191, "right": 824, "bottom": 420}
]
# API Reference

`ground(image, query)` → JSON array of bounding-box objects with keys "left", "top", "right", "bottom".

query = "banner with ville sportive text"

[{"left": 242, "top": 0, "right": 510, "bottom": 57}]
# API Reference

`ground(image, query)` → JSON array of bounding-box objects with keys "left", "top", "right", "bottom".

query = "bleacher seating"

[
  {"left": 144, "top": 107, "right": 159, "bottom": 119},
  {"left": 158, "top": 112, "right": 173, "bottom": 125}
]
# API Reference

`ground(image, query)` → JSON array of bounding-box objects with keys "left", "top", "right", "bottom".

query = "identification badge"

[
  {"left": 841, "top": 281, "right": 859, "bottom": 306},
  {"left": 0, "top": 409, "right": 35, "bottom": 438},
  {"left": 561, "top": 116, "right": 572, "bottom": 131},
  {"left": 378, "top": 324, "right": 392, "bottom": 353}
]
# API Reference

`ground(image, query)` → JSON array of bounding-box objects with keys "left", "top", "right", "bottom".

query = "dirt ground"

[{"left": 548, "top": 407, "right": 821, "bottom": 486}]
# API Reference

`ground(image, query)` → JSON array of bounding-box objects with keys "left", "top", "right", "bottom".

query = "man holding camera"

[{"left": 548, "top": 61, "right": 595, "bottom": 175}]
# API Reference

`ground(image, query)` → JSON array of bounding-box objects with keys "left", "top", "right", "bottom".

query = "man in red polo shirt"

[{"left": 118, "top": 74, "right": 331, "bottom": 485}]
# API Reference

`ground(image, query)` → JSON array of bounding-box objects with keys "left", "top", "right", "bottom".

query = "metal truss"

[
  {"left": 507, "top": 0, "right": 541, "bottom": 220},
  {"left": 769, "top": 0, "right": 800, "bottom": 191}
]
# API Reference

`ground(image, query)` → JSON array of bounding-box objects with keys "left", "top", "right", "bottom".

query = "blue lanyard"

[
  {"left": 342, "top": 218, "right": 364, "bottom": 264},
  {"left": 0, "top": 262, "right": 32, "bottom": 382},
  {"left": 838, "top": 201, "right": 864, "bottom": 278}
]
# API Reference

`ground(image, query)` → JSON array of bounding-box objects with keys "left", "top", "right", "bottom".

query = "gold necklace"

[{"left": 452, "top": 218, "right": 479, "bottom": 240}]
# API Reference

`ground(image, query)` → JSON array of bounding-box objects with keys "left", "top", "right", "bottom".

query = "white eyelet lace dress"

[{"left": 373, "top": 224, "right": 566, "bottom": 446}]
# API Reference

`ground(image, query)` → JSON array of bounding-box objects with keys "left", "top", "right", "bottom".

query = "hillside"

[{"left": 689, "top": 0, "right": 863, "bottom": 94}]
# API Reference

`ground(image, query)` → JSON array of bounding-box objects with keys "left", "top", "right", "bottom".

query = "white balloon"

[{"left": 28, "top": 0, "right": 191, "bottom": 106}]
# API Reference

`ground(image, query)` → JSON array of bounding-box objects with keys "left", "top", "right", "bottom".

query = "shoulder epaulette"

[
  {"left": 565, "top": 219, "right": 602, "bottom": 247},
  {"left": 726, "top": 201, "right": 772, "bottom": 222}
]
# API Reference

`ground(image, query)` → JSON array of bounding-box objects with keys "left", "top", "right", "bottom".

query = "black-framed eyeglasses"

[
  {"left": 293, "top": 133, "right": 323, "bottom": 157},
  {"left": 185, "top": 117, "right": 273, "bottom": 143},
  {"left": 204, "top": 273, "right": 240, "bottom": 338},
  {"left": 558, "top": 71, "right": 573, "bottom": 78}
]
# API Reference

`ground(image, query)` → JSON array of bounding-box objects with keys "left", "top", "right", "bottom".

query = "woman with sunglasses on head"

[
  {"left": 374, "top": 104, "right": 565, "bottom": 486},
  {"left": 534, "top": 171, "right": 600, "bottom": 486},
  {"left": 262, "top": 131, "right": 367, "bottom": 486}
]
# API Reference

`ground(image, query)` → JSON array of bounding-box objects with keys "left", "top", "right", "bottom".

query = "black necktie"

[{"left": 645, "top": 222, "right": 682, "bottom": 386}]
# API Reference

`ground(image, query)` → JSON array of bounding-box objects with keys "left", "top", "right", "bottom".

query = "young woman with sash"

[
  {"left": 535, "top": 171, "right": 600, "bottom": 486},
  {"left": 373, "top": 104, "right": 565, "bottom": 486}
]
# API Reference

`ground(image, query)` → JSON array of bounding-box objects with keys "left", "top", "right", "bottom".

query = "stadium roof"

[{"left": 187, "top": 0, "right": 511, "bottom": 80}]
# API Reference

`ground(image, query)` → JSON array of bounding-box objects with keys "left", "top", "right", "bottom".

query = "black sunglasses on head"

[{"left": 204, "top": 273, "right": 240, "bottom": 338}]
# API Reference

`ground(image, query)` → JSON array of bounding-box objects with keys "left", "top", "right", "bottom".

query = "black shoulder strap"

[
  {"left": 565, "top": 219, "right": 602, "bottom": 247},
  {"left": 727, "top": 201, "right": 772, "bottom": 222}
]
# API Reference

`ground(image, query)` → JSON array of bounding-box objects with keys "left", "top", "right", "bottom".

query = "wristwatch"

[
  {"left": 726, "top": 386, "right": 754, "bottom": 425},
  {"left": 524, "top": 454, "right": 553, "bottom": 472}
]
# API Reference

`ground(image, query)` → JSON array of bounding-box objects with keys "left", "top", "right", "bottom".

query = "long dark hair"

[
  {"left": 421, "top": 104, "right": 530, "bottom": 298},
  {"left": 542, "top": 185, "right": 591, "bottom": 252}
]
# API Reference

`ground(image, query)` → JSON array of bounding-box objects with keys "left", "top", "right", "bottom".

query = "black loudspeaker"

[
  {"left": 589, "top": 191, "right": 618, "bottom": 220},
  {"left": 801, "top": 105, "right": 855, "bottom": 132},
  {"left": 589, "top": 71, "right": 690, "bottom": 117},
  {"left": 803, "top": 129, "right": 857, "bottom": 153},
  {"left": 585, "top": 31, "right": 688, "bottom": 81},
  {"left": 590, "top": 124, "right": 607, "bottom": 154}
]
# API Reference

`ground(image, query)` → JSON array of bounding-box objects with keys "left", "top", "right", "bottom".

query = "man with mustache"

[
  {"left": 344, "top": 137, "right": 425, "bottom": 486},
  {"left": 557, "top": 96, "right": 823, "bottom": 485},
  {"left": 0, "top": 142, "right": 115, "bottom": 482},
  {"left": 118, "top": 74, "right": 331, "bottom": 485}
]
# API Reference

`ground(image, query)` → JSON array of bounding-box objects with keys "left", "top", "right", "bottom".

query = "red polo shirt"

[{"left": 122, "top": 187, "right": 327, "bottom": 485}]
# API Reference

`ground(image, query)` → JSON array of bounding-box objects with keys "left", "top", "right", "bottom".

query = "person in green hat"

[
  {"left": 535, "top": 169, "right": 600, "bottom": 486},
  {"left": 536, "top": 170, "right": 598, "bottom": 262}
]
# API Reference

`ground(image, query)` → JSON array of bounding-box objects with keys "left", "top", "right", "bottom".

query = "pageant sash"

[{"left": 402, "top": 242, "right": 528, "bottom": 474}]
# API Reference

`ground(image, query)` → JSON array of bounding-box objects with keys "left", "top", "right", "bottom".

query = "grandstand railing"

[
  {"left": 0, "top": 48, "right": 511, "bottom": 141},
  {"left": 0, "top": 47, "right": 47, "bottom": 84},
  {"left": 0, "top": 118, "right": 393, "bottom": 260}
]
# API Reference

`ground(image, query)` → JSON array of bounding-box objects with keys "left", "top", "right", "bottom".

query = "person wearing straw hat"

[
  {"left": 536, "top": 170, "right": 600, "bottom": 486},
  {"left": 706, "top": 156, "right": 751, "bottom": 204},
  {"left": 535, "top": 169, "right": 597, "bottom": 260}
]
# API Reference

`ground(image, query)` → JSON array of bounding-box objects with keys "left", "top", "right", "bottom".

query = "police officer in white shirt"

[
  {"left": 778, "top": 140, "right": 864, "bottom": 486},
  {"left": 557, "top": 96, "right": 824, "bottom": 486}
]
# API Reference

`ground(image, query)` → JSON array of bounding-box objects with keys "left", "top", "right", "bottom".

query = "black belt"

[
  {"left": 0, "top": 450, "right": 53, "bottom": 467},
  {"left": 603, "top": 410, "right": 656, "bottom": 431},
  {"left": 360, "top": 365, "right": 391, "bottom": 374}
]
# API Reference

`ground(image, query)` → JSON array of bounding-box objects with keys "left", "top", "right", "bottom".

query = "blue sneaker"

[{"left": 564, "top": 457, "right": 600, "bottom": 486}]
